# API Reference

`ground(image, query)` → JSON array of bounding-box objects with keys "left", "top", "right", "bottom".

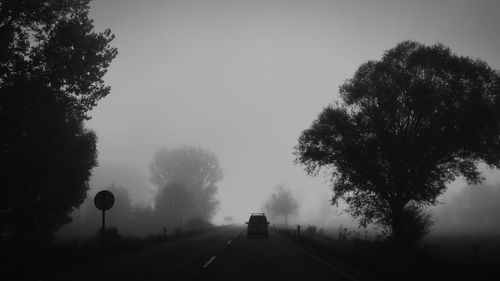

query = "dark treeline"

[
  {"left": 0, "top": 0, "right": 226, "bottom": 245},
  {"left": 0, "top": 0, "right": 117, "bottom": 245}
]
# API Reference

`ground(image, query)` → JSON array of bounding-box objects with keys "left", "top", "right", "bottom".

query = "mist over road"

[{"left": 44, "top": 226, "right": 360, "bottom": 281}]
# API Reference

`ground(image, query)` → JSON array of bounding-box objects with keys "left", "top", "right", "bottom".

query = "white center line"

[
  {"left": 202, "top": 256, "right": 216, "bottom": 268},
  {"left": 202, "top": 228, "right": 243, "bottom": 269}
]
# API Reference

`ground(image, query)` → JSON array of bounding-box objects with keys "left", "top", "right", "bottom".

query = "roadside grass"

[
  {"left": 274, "top": 226, "right": 500, "bottom": 281},
  {"left": 2, "top": 226, "right": 218, "bottom": 281}
]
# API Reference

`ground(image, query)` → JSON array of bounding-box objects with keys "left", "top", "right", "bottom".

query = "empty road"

[{"left": 40, "top": 226, "right": 365, "bottom": 281}]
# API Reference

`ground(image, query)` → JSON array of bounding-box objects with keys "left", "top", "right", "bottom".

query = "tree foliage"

[
  {"left": 150, "top": 146, "right": 223, "bottom": 227},
  {"left": 295, "top": 41, "right": 500, "bottom": 243},
  {"left": 155, "top": 182, "right": 194, "bottom": 228},
  {"left": 264, "top": 184, "right": 299, "bottom": 225},
  {"left": 0, "top": 0, "right": 117, "bottom": 242}
]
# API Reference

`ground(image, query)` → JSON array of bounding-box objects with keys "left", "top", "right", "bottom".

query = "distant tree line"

[{"left": 61, "top": 146, "right": 223, "bottom": 238}]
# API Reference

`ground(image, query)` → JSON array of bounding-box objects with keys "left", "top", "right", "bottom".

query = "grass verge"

[{"left": 2, "top": 227, "right": 216, "bottom": 281}]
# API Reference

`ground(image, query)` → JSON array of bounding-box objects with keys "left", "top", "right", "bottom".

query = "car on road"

[{"left": 246, "top": 213, "right": 270, "bottom": 238}]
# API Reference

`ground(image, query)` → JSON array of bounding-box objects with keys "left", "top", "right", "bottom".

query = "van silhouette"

[{"left": 246, "top": 213, "right": 270, "bottom": 238}]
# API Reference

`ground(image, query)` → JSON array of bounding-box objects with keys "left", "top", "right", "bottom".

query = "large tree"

[
  {"left": 150, "top": 146, "right": 223, "bottom": 225},
  {"left": 295, "top": 41, "right": 500, "bottom": 243},
  {"left": 264, "top": 184, "right": 299, "bottom": 226},
  {"left": 0, "top": 0, "right": 117, "bottom": 242}
]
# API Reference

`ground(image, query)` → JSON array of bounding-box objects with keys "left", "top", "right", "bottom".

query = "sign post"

[{"left": 94, "top": 190, "right": 115, "bottom": 245}]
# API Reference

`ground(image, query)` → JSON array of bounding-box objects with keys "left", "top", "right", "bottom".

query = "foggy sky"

[{"left": 84, "top": 0, "right": 500, "bottom": 226}]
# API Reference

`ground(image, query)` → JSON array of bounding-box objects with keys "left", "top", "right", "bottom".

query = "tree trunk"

[{"left": 389, "top": 201, "right": 406, "bottom": 244}]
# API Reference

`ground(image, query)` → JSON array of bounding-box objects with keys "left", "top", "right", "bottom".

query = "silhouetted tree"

[
  {"left": 264, "top": 184, "right": 299, "bottom": 225},
  {"left": 0, "top": 0, "right": 117, "bottom": 243},
  {"left": 150, "top": 146, "right": 223, "bottom": 226},
  {"left": 295, "top": 41, "right": 500, "bottom": 244}
]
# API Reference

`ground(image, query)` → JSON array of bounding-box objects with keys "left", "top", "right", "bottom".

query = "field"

[{"left": 276, "top": 226, "right": 500, "bottom": 281}]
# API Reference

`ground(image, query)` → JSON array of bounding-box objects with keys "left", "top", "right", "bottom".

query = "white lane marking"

[
  {"left": 202, "top": 227, "right": 243, "bottom": 269},
  {"left": 225, "top": 229, "right": 242, "bottom": 246},
  {"left": 202, "top": 256, "right": 216, "bottom": 268}
]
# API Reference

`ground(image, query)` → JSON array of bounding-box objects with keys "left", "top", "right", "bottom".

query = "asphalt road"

[{"left": 42, "top": 225, "right": 363, "bottom": 281}]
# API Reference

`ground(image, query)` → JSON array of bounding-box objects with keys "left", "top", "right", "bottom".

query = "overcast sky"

[{"left": 85, "top": 0, "right": 500, "bottom": 225}]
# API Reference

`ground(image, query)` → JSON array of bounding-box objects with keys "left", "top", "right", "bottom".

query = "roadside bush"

[
  {"left": 305, "top": 225, "right": 317, "bottom": 235},
  {"left": 390, "top": 203, "right": 433, "bottom": 245}
]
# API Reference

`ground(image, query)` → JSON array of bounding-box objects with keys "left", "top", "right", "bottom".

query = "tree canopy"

[
  {"left": 0, "top": 0, "right": 117, "bottom": 243},
  {"left": 150, "top": 146, "right": 223, "bottom": 227},
  {"left": 264, "top": 184, "right": 299, "bottom": 225},
  {"left": 295, "top": 41, "right": 500, "bottom": 243}
]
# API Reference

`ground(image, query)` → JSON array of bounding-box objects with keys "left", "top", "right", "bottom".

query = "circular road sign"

[{"left": 94, "top": 190, "right": 115, "bottom": 211}]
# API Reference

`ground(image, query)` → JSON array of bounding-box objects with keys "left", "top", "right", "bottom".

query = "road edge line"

[
  {"left": 202, "top": 256, "right": 216, "bottom": 268},
  {"left": 275, "top": 232, "right": 362, "bottom": 281}
]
